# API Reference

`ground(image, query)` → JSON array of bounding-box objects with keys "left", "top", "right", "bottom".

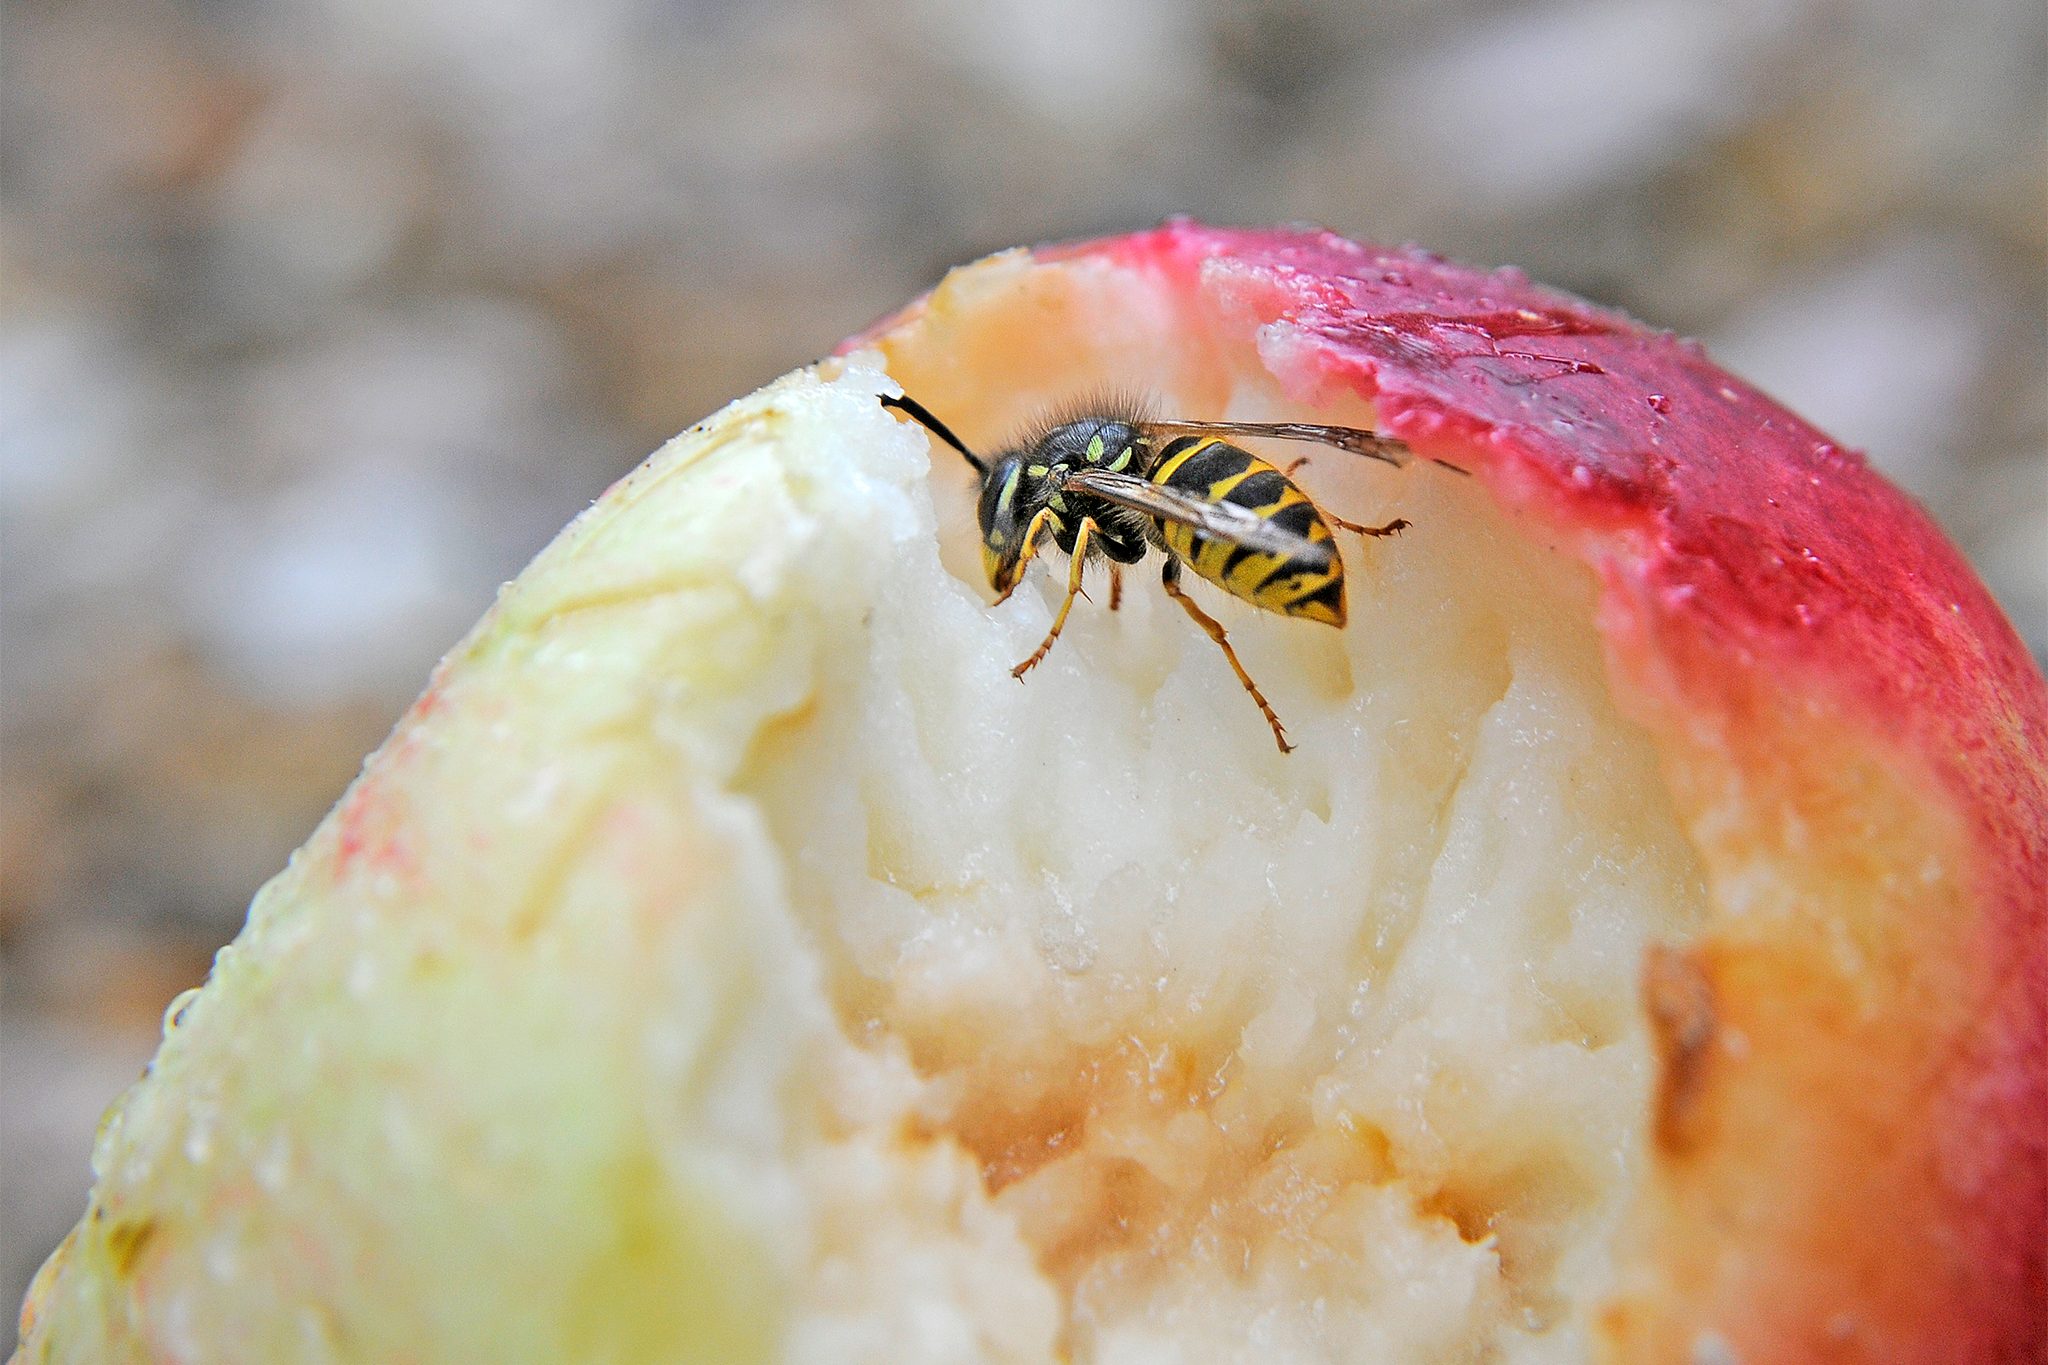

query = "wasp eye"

[
  {"left": 978, "top": 454, "right": 1028, "bottom": 538},
  {"left": 973, "top": 453, "right": 1033, "bottom": 591}
]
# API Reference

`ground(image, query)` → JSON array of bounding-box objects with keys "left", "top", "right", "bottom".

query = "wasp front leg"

[
  {"left": 1012, "top": 518, "right": 1101, "bottom": 679},
  {"left": 992, "top": 507, "right": 1059, "bottom": 607}
]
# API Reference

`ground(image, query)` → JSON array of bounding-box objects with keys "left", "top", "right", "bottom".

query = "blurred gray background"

[{"left": 3, "top": 0, "right": 2043, "bottom": 1333}]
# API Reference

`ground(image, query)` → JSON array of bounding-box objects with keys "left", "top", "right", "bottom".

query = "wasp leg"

[
  {"left": 1326, "top": 512, "right": 1409, "bottom": 539},
  {"left": 1159, "top": 558, "right": 1292, "bottom": 754},
  {"left": 1108, "top": 563, "right": 1123, "bottom": 612},
  {"left": 1012, "top": 518, "right": 1101, "bottom": 679},
  {"left": 991, "top": 507, "right": 1058, "bottom": 607},
  {"left": 1283, "top": 456, "right": 1311, "bottom": 476}
]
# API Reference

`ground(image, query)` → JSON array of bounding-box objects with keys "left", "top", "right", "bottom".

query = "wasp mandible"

[{"left": 880, "top": 392, "right": 1416, "bottom": 753}]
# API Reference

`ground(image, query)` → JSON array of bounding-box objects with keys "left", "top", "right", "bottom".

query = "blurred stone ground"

[{"left": 3, "top": 0, "right": 2043, "bottom": 1334}]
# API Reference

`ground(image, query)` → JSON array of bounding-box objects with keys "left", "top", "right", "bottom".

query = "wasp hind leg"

[
  {"left": 1012, "top": 518, "right": 1101, "bottom": 680},
  {"left": 1326, "top": 511, "right": 1409, "bottom": 539},
  {"left": 1280, "top": 461, "right": 1404, "bottom": 538},
  {"left": 1159, "top": 559, "right": 1293, "bottom": 754},
  {"left": 1108, "top": 563, "right": 1123, "bottom": 612}
]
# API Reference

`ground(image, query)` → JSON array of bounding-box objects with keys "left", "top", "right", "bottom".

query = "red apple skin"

[{"left": 858, "top": 223, "right": 2048, "bottom": 1363}]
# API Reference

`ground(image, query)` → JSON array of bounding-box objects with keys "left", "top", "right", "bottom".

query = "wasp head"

[
  {"left": 976, "top": 451, "right": 1055, "bottom": 594},
  {"left": 875, "top": 393, "right": 1066, "bottom": 596}
]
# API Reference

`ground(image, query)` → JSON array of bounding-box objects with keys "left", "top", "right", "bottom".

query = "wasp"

[{"left": 880, "top": 391, "right": 1417, "bottom": 753}]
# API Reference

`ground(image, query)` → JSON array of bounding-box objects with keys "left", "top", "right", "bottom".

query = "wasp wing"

[
  {"left": 1144, "top": 419, "right": 1414, "bottom": 469},
  {"left": 1060, "top": 467, "right": 1335, "bottom": 569}
]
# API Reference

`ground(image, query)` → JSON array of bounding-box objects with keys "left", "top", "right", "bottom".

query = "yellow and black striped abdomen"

[{"left": 1149, "top": 436, "right": 1346, "bottom": 626}]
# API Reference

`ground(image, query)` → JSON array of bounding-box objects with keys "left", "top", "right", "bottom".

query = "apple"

[{"left": 18, "top": 223, "right": 2044, "bottom": 1364}]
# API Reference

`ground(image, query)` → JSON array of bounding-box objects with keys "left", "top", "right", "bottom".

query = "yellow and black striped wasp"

[{"left": 880, "top": 392, "right": 1416, "bottom": 753}]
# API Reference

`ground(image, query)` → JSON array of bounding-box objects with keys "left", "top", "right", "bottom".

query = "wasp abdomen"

[{"left": 1150, "top": 436, "right": 1347, "bottom": 626}]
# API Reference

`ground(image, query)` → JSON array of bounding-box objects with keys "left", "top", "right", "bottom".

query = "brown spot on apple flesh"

[
  {"left": 1644, "top": 944, "right": 1718, "bottom": 1156},
  {"left": 104, "top": 1215, "right": 159, "bottom": 1280}
]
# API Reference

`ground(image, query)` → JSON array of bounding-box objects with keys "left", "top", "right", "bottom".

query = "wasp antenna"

[{"left": 880, "top": 393, "right": 987, "bottom": 474}]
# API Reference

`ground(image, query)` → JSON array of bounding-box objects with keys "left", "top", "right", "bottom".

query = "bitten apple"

[{"left": 19, "top": 224, "right": 2044, "bottom": 1365}]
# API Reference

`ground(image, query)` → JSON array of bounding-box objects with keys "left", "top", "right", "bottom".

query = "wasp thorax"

[{"left": 1035, "top": 418, "right": 1143, "bottom": 470}]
